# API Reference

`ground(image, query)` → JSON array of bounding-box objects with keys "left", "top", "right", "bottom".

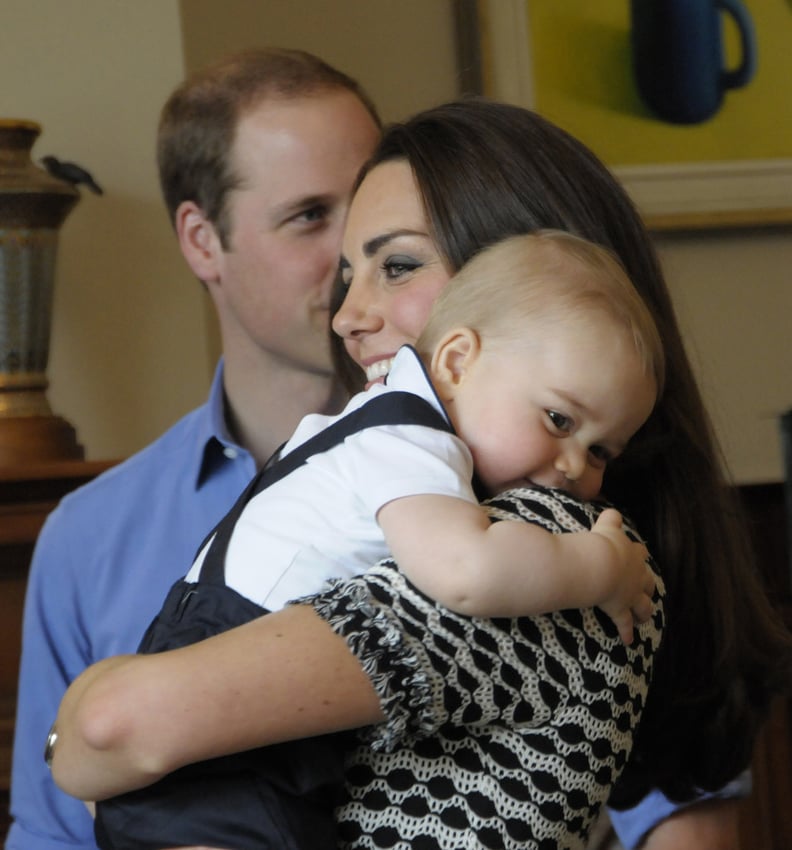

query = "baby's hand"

[{"left": 591, "top": 508, "right": 656, "bottom": 645}]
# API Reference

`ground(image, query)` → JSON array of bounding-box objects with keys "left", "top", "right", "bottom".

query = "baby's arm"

[{"left": 376, "top": 494, "right": 654, "bottom": 643}]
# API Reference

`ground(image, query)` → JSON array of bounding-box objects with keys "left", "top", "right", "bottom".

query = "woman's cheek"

[{"left": 398, "top": 279, "right": 449, "bottom": 340}]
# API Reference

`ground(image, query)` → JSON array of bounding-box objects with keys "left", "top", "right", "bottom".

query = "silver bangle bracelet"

[{"left": 44, "top": 723, "right": 58, "bottom": 769}]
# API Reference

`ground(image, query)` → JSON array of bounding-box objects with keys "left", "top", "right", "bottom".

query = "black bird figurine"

[{"left": 41, "top": 155, "right": 103, "bottom": 195}]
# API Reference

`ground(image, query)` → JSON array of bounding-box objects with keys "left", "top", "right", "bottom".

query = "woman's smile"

[{"left": 365, "top": 356, "right": 396, "bottom": 383}]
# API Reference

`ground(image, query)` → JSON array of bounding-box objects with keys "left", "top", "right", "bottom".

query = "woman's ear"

[
  {"left": 175, "top": 201, "right": 223, "bottom": 284},
  {"left": 430, "top": 327, "right": 481, "bottom": 399}
]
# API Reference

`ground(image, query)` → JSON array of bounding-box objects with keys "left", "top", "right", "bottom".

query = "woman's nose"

[{"left": 332, "top": 285, "right": 382, "bottom": 339}]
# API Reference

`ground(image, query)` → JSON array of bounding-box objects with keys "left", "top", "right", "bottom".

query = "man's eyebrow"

[
  {"left": 273, "top": 194, "right": 332, "bottom": 219},
  {"left": 362, "top": 229, "right": 428, "bottom": 257}
]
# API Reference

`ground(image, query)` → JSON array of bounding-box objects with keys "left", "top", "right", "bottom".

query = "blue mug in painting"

[{"left": 630, "top": 0, "right": 757, "bottom": 124}]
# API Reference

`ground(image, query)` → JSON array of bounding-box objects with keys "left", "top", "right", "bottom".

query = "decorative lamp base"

[{"left": 0, "top": 415, "right": 83, "bottom": 466}]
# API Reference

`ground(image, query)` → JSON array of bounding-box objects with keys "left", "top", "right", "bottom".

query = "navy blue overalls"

[{"left": 94, "top": 392, "right": 453, "bottom": 850}]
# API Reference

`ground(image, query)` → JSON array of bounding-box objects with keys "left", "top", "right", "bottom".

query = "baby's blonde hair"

[{"left": 415, "top": 230, "right": 665, "bottom": 396}]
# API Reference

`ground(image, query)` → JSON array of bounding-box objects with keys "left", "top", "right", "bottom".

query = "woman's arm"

[
  {"left": 52, "top": 604, "right": 383, "bottom": 801},
  {"left": 53, "top": 489, "right": 661, "bottom": 808}
]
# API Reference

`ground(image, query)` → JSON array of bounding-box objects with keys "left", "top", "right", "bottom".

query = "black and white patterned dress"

[{"left": 307, "top": 487, "right": 665, "bottom": 850}]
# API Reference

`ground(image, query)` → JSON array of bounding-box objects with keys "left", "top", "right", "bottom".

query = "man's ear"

[
  {"left": 429, "top": 327, "right": 481, "bottom": 399},
  {"left": 175, "top": 201, "right": 223, "bottom": 284}
]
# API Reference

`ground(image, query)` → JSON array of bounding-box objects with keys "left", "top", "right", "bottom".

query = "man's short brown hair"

[{"left": 157, "top": 47, "right": 380, "bottom": 246}]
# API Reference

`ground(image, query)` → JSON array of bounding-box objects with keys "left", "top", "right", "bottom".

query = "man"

[{"left": 6, "top": 47, "right": 380, "bottom": 850}]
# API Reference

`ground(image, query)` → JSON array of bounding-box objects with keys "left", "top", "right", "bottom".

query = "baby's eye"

[
  {"left": 546, "top": 410, "right": 572, "bottom": 433},
  {"left": 588, "top": 445, "right": 613, "bottom": 465}
]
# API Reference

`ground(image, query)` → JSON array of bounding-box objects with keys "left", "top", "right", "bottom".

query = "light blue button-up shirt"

[
  {"left": 6, "top": 361, "right": 256, "bottom": 850},
  {"left": 608, "top": 772, "right": 751, "bottom": 849}
]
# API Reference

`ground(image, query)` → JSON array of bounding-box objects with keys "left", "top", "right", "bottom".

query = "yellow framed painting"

[{"left": 467, "top": 0, "right": 792, "bottom": 230}]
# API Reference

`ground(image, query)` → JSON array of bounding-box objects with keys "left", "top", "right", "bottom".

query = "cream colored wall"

[
  {"left": 178, "top": 0, "right": 459, "bottom": 123},
  {"left": 1, "top": 0, "right": 211, "bottom": 461},
  {"left": 655, "top": 229, "right": 792, "bottom": 484},
  {"left": 2, "top": 1, "right": 788, "bottom": 484}
]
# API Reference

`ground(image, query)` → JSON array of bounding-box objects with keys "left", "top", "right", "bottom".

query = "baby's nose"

[{"left": 555, "top": 446, "right": 586, "bottom": 483}]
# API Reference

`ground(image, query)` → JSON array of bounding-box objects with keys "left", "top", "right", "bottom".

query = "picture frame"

[{"left": 456, "top": 0, "right": 792, "bottom": 231}]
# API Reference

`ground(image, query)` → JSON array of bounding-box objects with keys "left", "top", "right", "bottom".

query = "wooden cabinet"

[
  {"left": 735, "top": 483, "right": 792, "bottom": 850},
  {"left": 0, "top": 460, "right": 115, "bottom": 837}
]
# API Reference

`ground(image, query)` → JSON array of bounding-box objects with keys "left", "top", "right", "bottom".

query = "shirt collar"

[
  {"left": 386, "top": 345, "right": 452, "bottom": 426},
  {"left": 195, "top": 358, "right": 253, "bottom": 489}
]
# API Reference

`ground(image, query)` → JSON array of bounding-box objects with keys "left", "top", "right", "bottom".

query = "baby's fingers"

[
  {"left": 592, "top": 508, "right": 623, "bottom": 532},
  {"left": 641, "top": 561, "right": 656, "bottom": 597},
  {"left": 613, "top": 611, "right": 636, "bottom": 646},
  {"left": 631, "top": 592, "right": 654, "bottom": 624}
]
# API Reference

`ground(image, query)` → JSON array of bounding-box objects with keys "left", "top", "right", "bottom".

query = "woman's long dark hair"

[{"left": 332, "top": 98, "right": 792, "bottom": 805}]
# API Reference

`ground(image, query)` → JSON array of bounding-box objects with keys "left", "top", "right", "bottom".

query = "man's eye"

[
  {"left": 296, "top": 205, "right": 327, "bottom": 223},
  {"left": 547, "top": 410, "right": 571, "bottom": 432}
]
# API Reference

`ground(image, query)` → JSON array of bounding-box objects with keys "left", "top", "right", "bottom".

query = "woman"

[
  {"left": 329, "top": 99, "right": 792, "bottom": 804},
  {"left": 52, "top": 100, "right": 792, "bottom": 848}
]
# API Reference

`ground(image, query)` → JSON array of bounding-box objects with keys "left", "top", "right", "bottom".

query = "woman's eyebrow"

[{"left": 362, "top": 229, "right": 427, "bottom": 257}]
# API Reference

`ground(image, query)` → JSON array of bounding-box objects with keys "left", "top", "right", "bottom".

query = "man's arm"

[
  {"left": 608, "top": 774, "right": 751, "bottom": 850},
  {"left": 6, "top": 509, "right": 99, "bottom": 849},
  {"left": 640, "top": 800, "right": 740, "bottom": 850},
  {"left": 378, "top": 494, "right": 654, "bottom": 642}
]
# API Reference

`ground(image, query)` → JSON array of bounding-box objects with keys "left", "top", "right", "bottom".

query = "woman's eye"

[
  {"left": 546, "top": 410, "right": 571, "bottom": 433},
  {"left": 382, "top": 256, "right": 420, "bottom": 279},
  {"left": 338, "top": 261, "right": 352, "bottom": 289}
]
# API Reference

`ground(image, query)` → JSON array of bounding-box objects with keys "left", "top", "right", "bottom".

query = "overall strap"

[{"left": 198, "top": 392, "right": 453, "bottom": 585}]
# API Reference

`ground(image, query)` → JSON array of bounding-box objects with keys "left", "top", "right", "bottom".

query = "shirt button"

[{"left": 223, "top": 446, "right": 239, "bottom": 460}]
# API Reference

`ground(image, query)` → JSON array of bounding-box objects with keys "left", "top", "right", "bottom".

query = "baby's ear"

[{"left": 430, "top": 327, "right": 480, "bottom": 397}]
